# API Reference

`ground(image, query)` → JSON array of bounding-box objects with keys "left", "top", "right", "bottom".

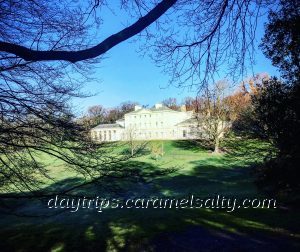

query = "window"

[{"left": 183, "top": 130, "right": 187, "bottom": 138}]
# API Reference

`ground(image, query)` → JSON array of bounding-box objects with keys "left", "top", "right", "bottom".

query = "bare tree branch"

[{"left": 0, "top": 0, "right": 177, "bottom": 63}]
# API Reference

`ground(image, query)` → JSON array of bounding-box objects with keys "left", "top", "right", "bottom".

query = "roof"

[
  {"left": 176, "top": 118, "right": 198, "bottom": 126},
  {"left": 91, "top": 123, "right": 124, "bottom": 130},
  {"left": 126, "top": 105, "right": 178, "bottom": 115},
  {"left": 150, "top": 106, "right": 174, "bottom": 112}
]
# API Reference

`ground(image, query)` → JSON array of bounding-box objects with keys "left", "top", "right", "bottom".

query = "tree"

[
  {"left": 162, "top": 97, "right": 179, "bottom": 110},
  {"left": 105, "top": 101, "right": 137, "bottom": 123},
  {"left": 228, "top": 73, "right": 270, "bottom": 137},
  {"left": 86, "top": 105, "right": 106, "bottom": 127},
  {"left": 251, "top": 78, "right": 300, "bottom": 194},
  {"left": 261, "top": 0, "right": 300, "bottom": 84},
  {"left": 196, "top": 81, "right": 231, "bottom": 153},
  {"left": 124, "top": 126, "right": 147, "bottom": 157},
  {"left": 252, "top": 0, "right": 300, "bottom": 196},
  {"left": 79, "top": 101, "right": 137, "bottom": 129},
  {"left": 0, "top": 1, "right": 147, "bottom": 198},
  {"left": 119, "top": 101, "right": 138, "bottom": 115},
  {"left": 252, "top": 78, "right": 297, "bottom": 153},
  {"left": 183, "top": 97, "right": 202, "bottom": 112},
  {"left": 126, "top": 127, "right": 138, "bottom": 157}
]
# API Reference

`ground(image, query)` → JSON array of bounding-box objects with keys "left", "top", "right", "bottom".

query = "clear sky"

[{"left": 73, "top": 3, "right": 278, "bottom": 114}]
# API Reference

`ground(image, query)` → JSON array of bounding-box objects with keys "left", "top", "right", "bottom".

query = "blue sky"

[{"left": 73, "top": 3, "right": 278, "bottom": 114}]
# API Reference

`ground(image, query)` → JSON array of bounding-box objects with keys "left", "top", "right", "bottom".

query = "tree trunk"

[
  {"left": 214, "top": 136, "right": 220, "bottom": 153},
  {"left": 131, "top": 142, "right": 134, "bottom": 157}
]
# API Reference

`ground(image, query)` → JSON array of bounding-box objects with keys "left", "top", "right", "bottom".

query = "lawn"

[{"left": 0, "top": 138, "right": 299, "bottom": 251}]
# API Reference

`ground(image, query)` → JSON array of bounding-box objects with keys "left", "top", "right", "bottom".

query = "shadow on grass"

[
  {"left": 0, "top": 140, "right": 299, "bottom": 252},
  {"left": 222, "top": 137, "right": 276, "bottom": 164},
  {"left": 171, "top": 140, "right": 212, "bottom": 152}
]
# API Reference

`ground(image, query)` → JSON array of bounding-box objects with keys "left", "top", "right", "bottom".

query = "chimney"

[
  {"left": 155, "top": 103, "right": 163, "bottom": 109},
  {"left": 134, "top": 105, "right": 142, "bottom": 111}
]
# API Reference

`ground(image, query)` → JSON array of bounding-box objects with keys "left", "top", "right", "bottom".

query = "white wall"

[
  {"left": 91, "top": 128, "right": 124, "bottom": 141},
  {"left": 91, "top": 107, "right": 197, "bottom": 141}
]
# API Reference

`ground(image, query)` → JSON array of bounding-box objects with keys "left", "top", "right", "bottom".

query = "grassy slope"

[{"left": 0, "top": 139, "right": 299, "bottom": 251}]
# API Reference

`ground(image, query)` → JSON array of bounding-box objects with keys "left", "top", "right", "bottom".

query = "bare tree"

[
  {"left": 119, "top": 101, "right": 138, "bottom": 115},
  {"left": 143, "top": 0, "right": 276, "bottom": 89},
  {"left": 196, "top": 80, "right": 231, "bottom": 153},
  {"left": 104, "top": 101, "right": 137, "bottom": 123},
  {"left": 78, "top": 106, "right": 106, "bottom": 129},
  {"left": 0, "top": 0, "right": 155, "bottom": 198},
  {"left": 79, "top": 101, "right": 137, "bottom": 129},
  {"left": 124, "top": 126, "right": 148, "bottom": 157},
  {"left": 125, "top": 127, "right": 139, "bottom": 157},
  {"left": 183, "top": 96, "right": 203, "bottom": 112},
  {"left": 88, "top": 105, "right": 106, "bottom": 119},
  {"left": 162, "top": 97, "right": 179, "bottom": 110}
]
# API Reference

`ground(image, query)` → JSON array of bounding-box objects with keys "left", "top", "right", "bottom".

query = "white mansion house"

[{"left": 90, "top": 103, "right": 199, "bottom": 142}]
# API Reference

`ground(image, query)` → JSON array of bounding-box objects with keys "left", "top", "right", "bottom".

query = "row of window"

[
  {"left": 132, "top": 130, "right": 187, "bottom": 138},
  {"left": 92, "top": 129, "right": 188, "bottom": 141},
  {"left": 128, "top": 121, "right": 164, "bottom": 128},
  {"left": 134, "top": 114, "right": 151, "bottom": 119},
  {"left": 131, "top": 113, "right": 165, "bottom": 120}
]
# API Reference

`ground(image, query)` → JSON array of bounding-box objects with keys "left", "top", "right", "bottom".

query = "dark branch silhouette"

[{"left": 0, "top": 0, "right": 177, "bottom": 63}]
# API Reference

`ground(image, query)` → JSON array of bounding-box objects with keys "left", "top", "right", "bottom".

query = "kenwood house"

[{"left": 90, "top": 103, "right": 199, "bottom": 141}]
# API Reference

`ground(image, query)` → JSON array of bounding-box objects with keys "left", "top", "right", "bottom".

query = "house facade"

[{"left": 90, "top": 103, "right": 199, "bottom": 142}]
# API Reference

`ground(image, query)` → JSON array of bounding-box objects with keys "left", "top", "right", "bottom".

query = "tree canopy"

[{"left": 261, "top": 0, "right": 300, "bottom": 84}]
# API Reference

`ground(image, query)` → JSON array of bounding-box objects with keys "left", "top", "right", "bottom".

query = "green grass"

[{"left": 0, "top": 138, "right": 299, "bottom": 251}]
